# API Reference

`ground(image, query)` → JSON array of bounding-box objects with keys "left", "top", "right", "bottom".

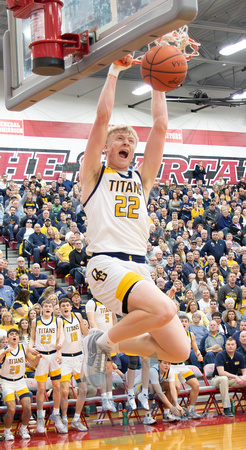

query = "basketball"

[{"left": 141, "top": 45, "right": 188, "bottom": 92}]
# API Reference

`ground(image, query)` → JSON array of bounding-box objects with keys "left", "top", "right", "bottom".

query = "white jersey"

[
  {"left": 35, "top": 315, "right": 57, "bottom": 352},
  {"left": 86, "top": 299, "right": 114, "bottom": 332},
  {"left": 149, "top": 364, "right": 175, "bottom": 385},
  {"left": 1, "top": 343, "right": 26, "bottom": 380},
  {"left": 83, "top": 166, "right": 149, "bottom": 255},
  {"left": 61, "top": 312, "right": 82, "bottom": 355}
]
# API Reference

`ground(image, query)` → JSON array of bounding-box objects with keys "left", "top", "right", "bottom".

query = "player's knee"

[
  {"left": 191, "top": 378, "right": 200, "bottom": 393},
  {"left": 128, "top": 355, "right": 139, "bottom": 370}
]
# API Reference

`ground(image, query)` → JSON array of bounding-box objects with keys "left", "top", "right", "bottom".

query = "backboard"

[{"left": 4, "top": 0, "right": 198, "bottom": 111}]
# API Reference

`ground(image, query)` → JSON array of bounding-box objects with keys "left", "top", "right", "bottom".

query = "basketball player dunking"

[{"left": 81, "top": 54, "right": 190, "bottom": 388}]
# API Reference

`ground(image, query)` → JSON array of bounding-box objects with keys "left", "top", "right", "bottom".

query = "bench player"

[
  {"left": 29, "top": 299, "right": 66, "bottom": 433},
  {"left": 80, "top": 54, "right": 190, "bottom": 388},
  {"left": 0, "top": 329, "right": 41, "bottom": 440},
  {"left": 59, "top": 298, "right": 88, "bottom": 431},
  {"left": 86, "top": 297, "right": 117, "bottom": 411}
]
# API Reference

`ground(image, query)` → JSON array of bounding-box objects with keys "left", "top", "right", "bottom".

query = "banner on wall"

[
  {"left": 0, "top": 119, "right": 245, "bottom": 187},
  {"left": 0, "top": 148, "right": 244, "bottom": 187}
]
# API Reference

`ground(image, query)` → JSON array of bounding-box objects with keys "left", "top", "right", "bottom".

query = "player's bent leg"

[
  {"left": 108, "top": 281, "right": 177, "bottom": 344},
  {"left": 4, "top": 401, "right": 16, "bottom": 429},
  {"left": 60, "top": 381, "right": 69, "bottom": 419}
]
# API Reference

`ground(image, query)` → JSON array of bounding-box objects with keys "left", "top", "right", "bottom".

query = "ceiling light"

[
  {"left": 219, "top": 39, "right": 246, "bottom": 56},
  {"left": 132, "top": 85, "right": 152, "bottom": 95},
  {"left": 232, "top": 91, "right": 246, "bottom": 99}
]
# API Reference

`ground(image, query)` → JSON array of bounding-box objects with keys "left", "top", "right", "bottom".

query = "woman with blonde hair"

[
  {"left": 186, "top": 299, "right": 209, "bottom": 327},
  {"left": 179, "top": 288, "right": 195, "bottom": 311},
  {"left": 0, "top": 311, "right": 18, "bottom": 331}
]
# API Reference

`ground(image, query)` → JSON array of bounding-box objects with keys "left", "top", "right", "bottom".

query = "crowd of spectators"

[{"left": 1, "top": 169, "right": 246, "bottom": 422}]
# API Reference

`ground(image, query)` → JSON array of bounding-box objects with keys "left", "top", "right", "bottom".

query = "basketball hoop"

[{"left": 130, "top": 25, "right": 200, "bottom": 66}]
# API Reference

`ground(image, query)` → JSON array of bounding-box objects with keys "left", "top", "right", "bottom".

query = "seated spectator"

[
  {"left": 217, "top": 206, "right": 232, "bottom": 234},
  {"left": 0, "top": 274, "right": 14, "bottom": 309},
  {"left": 20, "top": 207, "right": 38, "bottom": 228},
  {"left": 12, "top": 290, "right": 33, "bottom": 324},
  {"left": 239, "top": 287, "right": 246, "bottom": 317},
  {"left": 164, "top": 255, "right": 175, "bottom": 278},
  {"left": 179, "top": 288, "right": 196, "bottom": 311},
  {"left": 57, "top": 200, "right": 75, "bottom": 222},
  {"left": 0, "top": 258, "right": 8, "bottom": 278},
  {"left": 218, "top": 272, "right": 242, "bottom": 313},
  {"left": 191, "top": 269, "right": 215, "bottom": 301},
  {"left": 66, "top": 222, "right": 83, "bottom": 241},
  {"left": 15, "top": 256, "right": 31, "bottom": 278},
  {"left": 156, "top": 264, "right": 167, "bottom": 280},
  {"left": 145, "top": 242, "right": 154, "bottom": 263},
  {"left": 4, "top": 268, "right": 20, "bottom": 290},
  {"left": 198, "top": 288, "right": 212, "bottom": 314},
  {"left": 211, "top": 337, "right": 246, "bottom": 417},
  {"left": 14, "top": 274, "right": 39, "bottom": 304},
  {"left": 232, "top": 319, "right": 246, "bottom": 347},
  {"left": 56, "top": 234, "right": 75, "bottom": 275},
  {"left": 16, "top": 219, "right": 34, "bottom": 255},
  {"left": 148, "top": 224, "right": 160, "bottom": 246},
  {"left": 200, "top": 320, "right": 225, "bottom": 364},
  {"left": 189, "top": 312, "right": 208, "bottom": 348},
  {"left": 167, "top": 279, "right": 184, "bottom": 305},
  {"left": 38, "top": 287, "right": 55, "bottom": 305},
  {"left": 69, "top": 238, "right": 87, "bottom": 288},
  {"left": 219, "top": 256, "right": 231, "bottom": 282},
  {"left": 23, "top": 192, "right": 37, "bottom": 212},
  {"left": 27, "top": 223, "right": 49, "bottom": 263},
  {"left": 27, "top": 308, "right": 37, "bottom": 327},
  {"left": 226, "top": 250, "right": 237, "bottom": 271},
  {"left": 40, "top": 218, "right": 58, "bottom": 237},
  {"left": 3, "top": 206, "right": 19, "bottom": 241},
  {"left": 0, "top": 311, "right": 18, "bottom": 332},
  {"left": 231, "top": 263, "right": 244, "bottom": 286},
  {"left": 28, "top": 263, "right": 48, "bottom": 296},
  {"left": 223, "top": 309, "right": 240, "bottom": 337},
  {"left": 206, "top": 299, "right": 219, "bottom": 321},
  {"left": 229, "top": 215, "right": 243, "bottom": 244},
  {"left": 186, "top": 299, "right": 209, "bottom": 326}
]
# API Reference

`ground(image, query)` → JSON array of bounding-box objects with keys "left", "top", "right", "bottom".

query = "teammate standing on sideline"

[
  {"left": 80, "top": 54, "right": 190, "bottom": 388},
  {"left": 29, "top": 299, "right": 66, "bottom": 433},
  {"left": 0, "top": 329, "right": 41, "bottom": 441},
  {"left": 59, "top": 298, "right": 88, "bottom": 432},
  {"left": 86, "top": 297, "right": 118, "bottom": 411}
]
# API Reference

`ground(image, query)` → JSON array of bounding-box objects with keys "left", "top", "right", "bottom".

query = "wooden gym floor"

[{"left": 1, "top": 412, "right": 246, "bottom": 450}]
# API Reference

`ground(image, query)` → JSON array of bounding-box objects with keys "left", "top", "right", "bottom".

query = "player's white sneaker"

[
  {"left": 102, "top": 397, "right": 111, "bottom": 411},
  {"left": 83, "top": 330, "right": 110, "bottom": 389},
  {"left": 4, "top": 430, "right": 14, "bottom": 441},
  {"left": 138, "top": 392, "right": 149, "bottom": 410},
  {"left": 36, "top": 417, "right": 45, "bottom": 433},
  {"left": 71, "top": 419, "right": 87, "bottom": 432},
  {"left": 108, "top": 399, "right": 117, "bottom": 413},
  {"left": 49, "top": 414, "right": 68, "bottom": 434},
  {"left": 19, "top": 426, "right": 31, "bottom": 439},
  {"left": 62, "top": 417, "right": 68, "bottom": 427},
  {"left": 163, "top": 412, "right": 181, "bottom": 422},
  {"left": 188, "top": 409, "right": 201, "bottom": 419},
  {"left": 127, "top": 394, "right": 137, "bottom": 410},
  {"left": 143, "top": 414, "right": 157, "bottom": 425}
]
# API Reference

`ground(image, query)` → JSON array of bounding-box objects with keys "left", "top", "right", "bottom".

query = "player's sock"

[
  {"left": 142, "top": 388, "right": 148, "bottom": 396},
  {"left": 53, "top": 408, "right": 60, "bottom": 416},
  {"left": 101, "top": 393, "right": 107, "bottom": 399},
  {"left": 73, "top": 413, "right": 80, "bottom": 421},
  {"left": 128, "top": 389, "right": 134, "bottom": 396},
  {"left": 37, "top": 410, "right": 44, "bottom": 419},
  {"left": 97, "top": 331, "right": 115, "bottom": 349},
  {"left": 107, "top": 391, "right": 112, "bottom": 399},
  {"left": 62, "top": 415, "right": 67, "bottom": 420},
  {"left": 164, "top": 409, "right": 170, "bottom": 414}
]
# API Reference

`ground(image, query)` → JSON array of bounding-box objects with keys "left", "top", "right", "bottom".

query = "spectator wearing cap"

[
  {"left": 57, "top": 200, "right": 75, "bottom": 222},
  {"left": 71, "top": 290, "right": 87, "bottom": 320},
  {"left": 27, "top": 223, "right": 49, "bottom": 263},
  {"left": 3, "top": 206, "right": 19, "bottom": 241},
  {"left": 37, "top": 209, "right": 56, "bottom": 228},
  {"left": 60, "top": 285, "right": 76, "bottom": 300},
  {"left": 202, "top": 202, "right": 220, "bottom": 238},
  {"left": 51, "top": 196, "right": 62, "bottom": 219},
  {"left": 0, "top": 274, "right": 14, "bottom": 308},
  {"left": 40, "top": 218, "right": 58, "bottom": 237}
]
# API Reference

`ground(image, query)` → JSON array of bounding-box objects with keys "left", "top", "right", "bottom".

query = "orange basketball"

[{"left": 141, "top": 45, "right": 187, "bottom": 92}]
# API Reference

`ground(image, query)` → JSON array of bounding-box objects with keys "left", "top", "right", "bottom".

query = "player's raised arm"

[
  {"left": 139, "top": 90, "right": 168, "bottom": 196},
  {"left": 80, "top": 55, "right": 133, "bottom": 200}
]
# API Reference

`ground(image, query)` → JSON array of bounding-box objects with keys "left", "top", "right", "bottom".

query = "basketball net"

[{"left": 130, "top": 25, "right": 200, "bottom": 65}]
